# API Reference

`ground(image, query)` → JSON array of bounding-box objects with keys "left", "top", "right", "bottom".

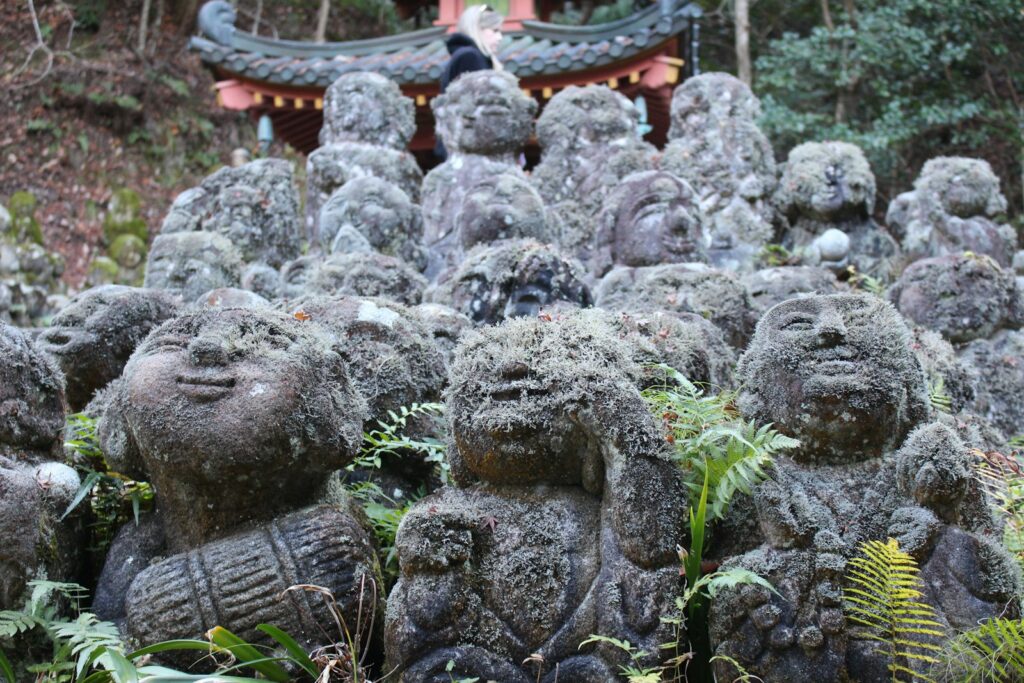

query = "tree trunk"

[
  {"left": 315, "top": 0, "right": 330, "bottom": 43},
  {"left": 734, "top": 0, "right": 751, "bottom": 85},
  {"left": 138, "top": 0, "right": 152, "bottom": 52},
  {"left": 172, "top": 0, "right": 198, "bottom": 35},
  {"left": 252, "top": 0, "right": 263, "bottom": 34},
  {"left": 819, "top": 0, "right": 834, "bottom": 31}
]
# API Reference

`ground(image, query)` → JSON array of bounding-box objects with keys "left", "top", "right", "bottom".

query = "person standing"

[{"left": 435, "top": 4, "right": 504, "bottom": 160}]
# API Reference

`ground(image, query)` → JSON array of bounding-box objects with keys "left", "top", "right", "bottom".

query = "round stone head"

[
  {"left": 320, "top": 72, "right": 416, "bottom": 149},
  {"left": 306, "top": 252, "right": 428, "bottom": 306},
  {"left": 0, "top": 322, "right": 65, "bottom": 455},
  {"left": 446, "top": 310, "right": 649, "bottom": 486},
  {"left": 776, "top": 141, "right": 876, "bottom": 222},
  {"left": 536, "top": 85, "right": 641, "bottom": 152},
  {"left": 915, "top": 157, "right": 1008, "bottom": 218},
  {"left": 144, "top": 232, "right": 243, "bottom": 302},
  {"left": 38, "top": 286, "right": 180, "bottom": 411},
  {"left": 456, "top": 173, "right": 549, "bottom": 250},
  {"left": 99, "top": 307, "right": 366, "bottom": 544},
  {"left": 432, "top": 71, "right": 537, "bottom": 156},
  {"left": 669, "top": 72, "right": 761, "bottom": 140},
  {"left": 279, "top": 255, "right": 323, "bottom": 300},
  {"left": 738, "top": 293, "right": 929, "bottom": 464},
  {"left": 595, "top": 171, "right": 706, "bottom": 274},
  {"left": 888, "top": 253, "right": 1023, "bottom": 343},
  {"left": 429, "top": 240, "right": 593, "bottom": 326}
]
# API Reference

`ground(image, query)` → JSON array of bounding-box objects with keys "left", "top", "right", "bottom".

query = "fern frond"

[
  {"left": 844, "top": 538, "right": 945, "bottom": 682},
  {"left": 0, "top": 610, "right": 43, "bottom": 638},
  {"left": 938, "top": 618, "right": 1024, "bottom": 683}
]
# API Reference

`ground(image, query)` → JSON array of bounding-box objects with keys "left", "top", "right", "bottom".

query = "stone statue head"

[
  {"left": 741, "top": 266, "right": 844, "bottom": 315},
  {"left": 915, "top": 157, "right": 1008, "bottom": 218},
  {"left": 536, "top": 85, "right": 640, "bottom": 152},
  {"left": 456, "top": 173, "right": 549, "bottom": 250},
  {"left": 738, "top": 293, "right": 929, "bottom": 464},
  {"left": 0, "top": 322, "right": 65, "bottom": 455},
  {"left": 320, "top": 72, "right": 416, "bottom": 149},
  {"left": 594, "top": 171, "right": 706, "bottom": 274},
  {"left": 305, "top": 252, "right": 427, "bottom": 306},
  {"left": 279, "top": 255, "right": 323, "bottom": 300},
  {"left": 428, "top": 239, "right": 593, "bottom": 326},
  {"left": 668, "top": 72, "right": 761, "bottom": 140},
  {"left": 144, "top": 232, "right": 243, "bottom": 301},
  {"left": 776, "top": 141, "right": 876, "bottom": 222},
  {"left": 320, "top": 176, "right": 426, "bottom": 271},
  {"left": 446, "top": 310, "right": 656, "bottom": 488},
  {"left": 432, "top": 71, "right": 537, "bottom": 156},
  {"left": 888, "top": 253, "right": 1024, "bottom": 344},
  {"left": 38, "top": 286, "right": 180, "bottom": 411},
  {"left": 99, "top": 307, "right": 366, "bottom": 547}
]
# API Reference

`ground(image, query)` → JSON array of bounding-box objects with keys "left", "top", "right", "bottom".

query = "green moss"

[
  {"left": 8, "top": 191, "right": 44, "bottom": 246},
  {"left": 103, "top": 188, "right": 147, "bottom": 244}
]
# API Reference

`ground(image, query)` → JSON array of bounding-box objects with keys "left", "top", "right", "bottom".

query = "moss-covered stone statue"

[
  {"left": 708, "top": 293, "right": 1021, "bottom": 682},
  {"left": 93, "top": 308, "right": 382, "bottom": 667},
  {"left": 143, "top": 232, "right": 243, "bottom": 301},
  {"left": 386, "top": 311, "right": 687, "bottom": 681}
]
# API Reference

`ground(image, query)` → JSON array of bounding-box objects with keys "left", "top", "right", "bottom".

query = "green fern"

[
  {"left": 844, "top": 538, "right": 946, "bottom": 682},
  {"left": 937, "top": 618, "right": 1024, "bottom": 682},
  {"left": 927, "top": 375, "right": 953, "bottom": 415},
  {"left": 353, "top": 402, "right": 449, "bottom": 482},
  {"left": 643, "top": 365, "right": 799, "bottom": 519},
  {"left": 973, "top": 449, "right": 1024, "bottom": 572}
]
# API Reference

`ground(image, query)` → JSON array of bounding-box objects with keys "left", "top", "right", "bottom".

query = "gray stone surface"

[
  {"left": 320, "top": 71, "right": 416, "bottom": 149},
  {"left": 304, "top": 252, "right": 428, "bottom": 306},
  {"left": 144, "top": 232, "right": 243, "bottom": 301},
  {"left": 888, "top": 156, "right": 1015, "bottom": 267},
  {"left": 741, "top": 266, "right": 844, "bottom": 315},
  {"left": 661, "top": 73, "right": 778, "bottom": 271},
  {"left": 386, "top": 312, "right": 687, "bottom": 680}
]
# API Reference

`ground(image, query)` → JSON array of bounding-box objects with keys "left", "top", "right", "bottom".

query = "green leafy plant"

[
  {"left": 936, "top": 618, "right": 1024, "bottom": 683},
  {"left": 347, "top": 482, "right": 422, "bottom": 587},
  {"left": 352, "top": 402, "right": 448, "bottom": 482},
  {"left": 844, "top": 538, "right": 945, "bottom": 682},
  {"left": 926, "top": 376, "right": 953, "bottom": 415},
  {"left": 846, "top": 266, "right": 887, "bottom": 297},
  {"left": 578, "top": 635, "right": 663, "bottom": 683},
  {"left": 973, "top": 448, "right": 1024, "bottom": 571}
]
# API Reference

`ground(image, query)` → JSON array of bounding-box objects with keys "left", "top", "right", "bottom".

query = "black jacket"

[{"left": 435, "top": 33, "right": 493, "bottom": 159}]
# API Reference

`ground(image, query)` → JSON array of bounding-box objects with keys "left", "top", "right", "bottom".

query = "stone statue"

[
  {"left": 305, "top": 252, "right": 428, "bottom": 306},
  {"left": 708, "top": 293, "right": 1020, "bottom": 681},
  {"left": 661, "top": 73, "right": 778, "bottom": 271},
  {"left": 38, "top": 285, "right": 180, "bottom": 411},
  {"left": 0, "top": 322, "right": 80, "bottom": 609},
  {"left": 320, "top": 176, "right": 427, "bottom": 272},
  {"left": 159, "top": 159, "right": 301, "bottom": 269},
  {"left": 595, "top": 263, "right": 757, "bottom": 349},
  {"left": 412, "top": 302, "right": 473, "bottom": 367},
  {"left": 94, "top": 308, "right": 381, "bottom": 663},
  {"left": 427, "top": 239, "right": 593, "bottom": 326},
  {"left": 887, "top": 157, "right": 1015, "bottom": 267},
  {"left": 144, "top": 232, "right": 243, "bottom": 301},
  {"left": 0, "top": 196, "right": 65, "bottom": 327},
  {"left": 590, "top": 170, "right": 707, "bottom": 277},
  {"left": 531, "top": 85, "right": 658, "bottom": 260},
  {"left": 386, "top": 311, "right": 687, "bottom": 681},
  {"left": 422, "top": 71, "right": 537, "bottom": 278},
  {"left": 741, "top": 266, "right": 844, "bottom": 315},
  {"left": 776, "top": 142, "right": 900, "bottom": 282},
  {"left": 452, "top": 172, "right": 551, "bottom": 260}
]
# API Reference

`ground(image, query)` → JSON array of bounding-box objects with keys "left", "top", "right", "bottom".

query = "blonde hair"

[{"left": 456, "top": 5, "right": 504, "bottom": 71}]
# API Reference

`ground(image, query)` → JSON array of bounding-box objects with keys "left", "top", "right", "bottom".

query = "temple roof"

[{"left": 189, "top": 0, "right": 702, "bottom": 88}]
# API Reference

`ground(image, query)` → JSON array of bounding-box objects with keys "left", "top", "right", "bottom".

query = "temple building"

[{"left": 189, "top": 0, "right": 701, "bottom": 164}]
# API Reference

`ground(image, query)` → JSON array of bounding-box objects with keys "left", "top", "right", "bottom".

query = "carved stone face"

[
  {"left": 777, "top": 142, "right": 876, "bottom": 222},
  {"left": 668, "top": 72, "right": 761, "bottom": 139},
  {"left": 109, "top": 309, "right": 364, "bottom": 538},
  {"left": 598, "top": 171, "right": 706, "bottom": 272},
  {"left": 536, "top": 85, "right": 639, "bottom": 151},
  {"left": 888, "top": 254, "right": 1022, "bottom": 343},
  {"left": 320, "top": 72, "right": 416, "bottom": 149},
  {"left": 0, "top": 322, "right": 65, "bottom": 453},
  {"left": 432, "top": 71, "right": 536, "bottom": 156},
  {"left": 917, "top": 157, "right": 1008, "bottom": 218},
  {"left": 279, "top": 255, "right": 322, "bottom": 300},
  {"left": 738, "top": 294, "right": 928, "bottom": 463},
  {"left": 456, "top": 174, "right": 548, "bottom": 250},
  {"left": 144, "top": 233, "right": 242, "bottom": 301},
  {"left": 447, "top": 313, "right": 636, "bottom": 486},
  {"left": 430, "top": 240, "right": 592, "bottom": 326},
  {"left": 307, "top": 253, "right": 427, "bottom": 306},
  {"left": 38, "top": 286, "right": 179, "bottom": 411}
]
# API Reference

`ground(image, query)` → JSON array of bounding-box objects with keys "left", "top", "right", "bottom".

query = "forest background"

[{"left": 0, "top": 0, "right": 1021, "bottom": 285}]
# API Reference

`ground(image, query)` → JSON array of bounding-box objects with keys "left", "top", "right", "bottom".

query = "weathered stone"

[
  {"left": 412, "top": 302, "right": 473, "bottom": 367},
  {"left": 144, "top": 232, "right": 243, "bottom": 301},
  {"left": 776, "top": 142, "right": 900, "bottom": 281},
  {"left": 661, "top": 73, "right": 778, "bottom": 271},
  {"left": 305, "top": 252, "right": 428, "bottom": 306},
  {"left": 427, "top": 239, "right": 593, "bottom": 326},
  {"left": 386, "top": 312, "right": 687, "bottom": 680},
  {"left": 37, "top": 285, "right": 180, "bottom": 411},
  {"left": 741, "top": 266, "right": 844, "bottom": 315},
  {"left": 193, "top": 287, "right": 271, "bottom": 310},
  {"left": 320, "top": 71, "right": 416, "bottom": 150},
  {"left": 888, "top": 156, "right": 1014, "bottom": 267},
  {"left": 160, "top": 159, "right": 301, "bottom": 268},
  {"left": 595, "top": 263, "right": 756, "bottom": 349}
]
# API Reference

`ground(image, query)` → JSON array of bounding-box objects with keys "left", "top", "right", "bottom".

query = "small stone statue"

[
  {"left": 38, "top": 285, "right": 180, "bottom": 411},
  {"left": 741, "top": 266, "right": 844, "bottom": 315},
  {"left": 386, "top": 311, "right": 687, "bottom": 681},
  {"left": 887, "top": 156, "right": 1015, "bottom": 267},
  {"left": 661, "top": 73, "right": 778, "bottom": 272},
  {"left": 143, "top": 232, "right": 243, "bottom": 301},
  {"left": 305, "top": 252, "right": 428, "bottom": 306},
  {"left": 95, "top": 308, "right": 382, "bottom": 663},
  {"left": 427, "top": 239, "right": 593, "bottom": 326},
  {"left": 776, "top": 142, "right": 900, "bottom": 281}
]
